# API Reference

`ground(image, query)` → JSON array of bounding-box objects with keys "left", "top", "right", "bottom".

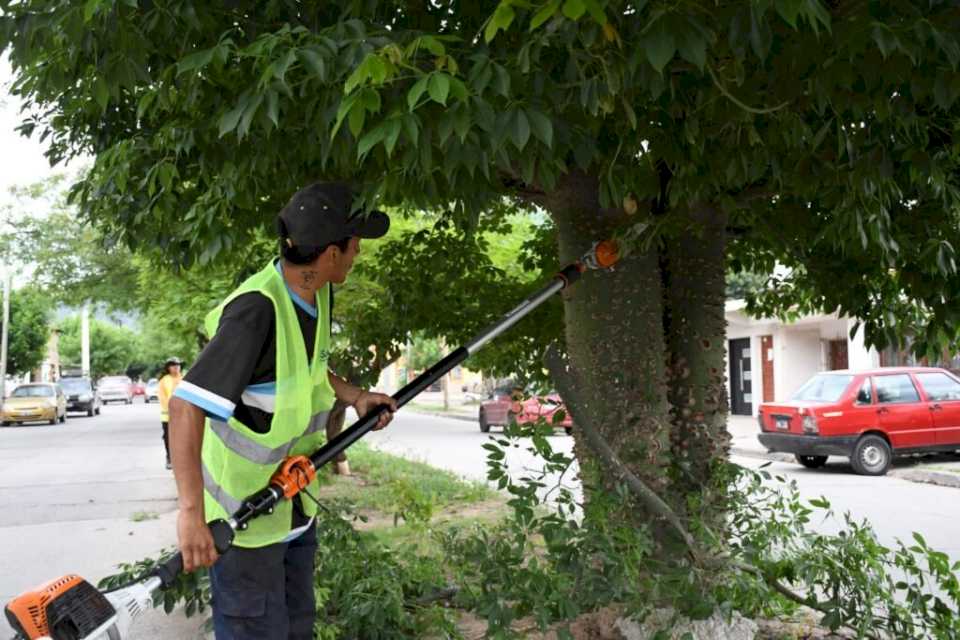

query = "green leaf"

[
  {"left": 774, "top": 0, "right": 803, "bottom": 29},
  {"left": 297, "top": 48, "right": 326, "bottom": 80},
  {"left": 677, "top": 28, "right": 707, "bottom": 70},
  {"left": 344, "top": 54, "right": 374, "bottom": 94},
  {"left": 407, "top": 75, "right": 430, "bottom": 110},
  {"left": 93, "top": 76, "right": 109, "bottom": 110},
  {"left": 237, "top": 93, "right": 263, "bottom": 138},
  {"left": 872, "top": 25, "right": 899, "bottom": 59},
  {"left": 530, "top": 0, "right": 561, "bottom": 30},
  {"left": 583, "top": 0, "right": 607, "bottom": 25},
  {"left": 644, "top": 21, "right": 676, "bottom": 72},
  {"left": 177, "top": 48, "right": 216, "bottom": 75},
  {"left": 384, "top": 119, "right": 402, "bottom": 156},
  {"left": 562, "top": 0, "right": 586, "bottom": 20},
  {"left": 84, "top": 0, "right": 104, "bottom": 22},
  {"left": 265, "top": 90, "right": 279, "bottom": 127},
  {"left": 357, "top": 123, "right": 388, "bottom": 158},
  {"left": 485, "top": 3, "right": 516, "bottom": 43},
  {"left": 510, "top": 109, "right": 530, "bottom": 150},
  {"left": 348, "top": 102, "right": 366, "bottom": 137},
  {"left": 428, "top": 73, "right": 450, "bottom": 105},
  {"left": 526, "top": 109, "right": 553, "bottom": 147},
  {"left": 749, "top": 7, "right": 773, "bottom": 60}
]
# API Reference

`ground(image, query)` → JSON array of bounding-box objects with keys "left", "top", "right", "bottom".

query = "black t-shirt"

[{"left": 175, "top": 288, "right": 318, "bottom": 434}]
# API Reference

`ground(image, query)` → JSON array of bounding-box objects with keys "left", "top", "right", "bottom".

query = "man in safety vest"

[{"left": 168, "top": 182, "right": 397, "bottom": 639}]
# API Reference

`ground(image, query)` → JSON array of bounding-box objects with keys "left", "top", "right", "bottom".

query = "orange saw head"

[{"left": 5, "top": 574, "right": 116, "bottom": 640}]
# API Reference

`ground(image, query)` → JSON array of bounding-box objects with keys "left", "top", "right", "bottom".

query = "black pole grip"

[{"left": 155, "top": 519, "right": 234, "bottom": 588}]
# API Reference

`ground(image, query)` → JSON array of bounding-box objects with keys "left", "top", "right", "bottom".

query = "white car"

[
  {"left": 98, "top": 375, "right": 133, "bottom": 404},
  {"left": 145, "top": 378, "right": 159, "bottom": 403}
]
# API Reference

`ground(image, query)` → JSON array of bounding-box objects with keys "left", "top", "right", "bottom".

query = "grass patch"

[{"left": 324, "top": 441, "right": 492, "bottom": 513}]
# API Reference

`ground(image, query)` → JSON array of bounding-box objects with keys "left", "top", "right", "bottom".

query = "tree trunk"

[
  {"left": 544, "top": 172, "right": 673, "bottom": 502},
  {"left": 662, "top": 204, "right": 730, "bottom": 503}
]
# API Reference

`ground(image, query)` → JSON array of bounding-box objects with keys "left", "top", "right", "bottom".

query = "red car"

[
  {"left": 758, "top": 367, "right": 960, "bottom": 476},
  {"left": 131, "top": 381, "right": 146, "bottom": 397},
  {"left": 479, "top": 386, "right": 574, "bottom": 435}
]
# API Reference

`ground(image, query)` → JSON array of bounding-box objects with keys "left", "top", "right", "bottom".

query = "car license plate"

[
  {"left": 18, "top": 410, "right": 36, "bottom": 416},
  {"left": 776, "top": 417, "right": 790, "bottom": 430}
]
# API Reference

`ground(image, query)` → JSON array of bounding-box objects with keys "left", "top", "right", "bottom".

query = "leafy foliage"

[
  {"left": 1, "top": 286, "right": 52, "bottom": 376},
  {"left": 4, "top": 1, "right": 960, "bottom": 360}
]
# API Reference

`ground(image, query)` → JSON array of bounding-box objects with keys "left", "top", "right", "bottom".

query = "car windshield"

[
  {"left": 791, "top": 374, "right": 854, "bottom": 402},
  {"left": 59, "top": 379, "right": 91, "bottom": 393},
  {"left": 12, "top": 385, "right": 54, "bottom": 398}
]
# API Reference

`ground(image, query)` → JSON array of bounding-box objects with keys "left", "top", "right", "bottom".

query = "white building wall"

[
  {"left": 847, "top": 319, "right": 879, "bottom": 370},
  {"left": 776, "top": 329, "right": 823, "bottom": 400}
]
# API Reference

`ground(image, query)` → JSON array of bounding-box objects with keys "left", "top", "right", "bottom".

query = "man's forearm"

[
  {"left": 169, "top": 396, "right": 207, "bottom": 514},
  {"left": 328, "top": 371, "right": 362, "bottom": 405}
]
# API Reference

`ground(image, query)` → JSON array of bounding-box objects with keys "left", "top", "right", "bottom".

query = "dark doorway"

[
  {"left": 729, "top": 338, "right": 753, "bottom": 416},
  {"left": 829, "top": 340, "right": 849, "bottom": 370}
]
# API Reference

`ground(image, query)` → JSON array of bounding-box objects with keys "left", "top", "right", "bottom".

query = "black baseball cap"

[{"left": 277, "top": 182, "right": 390, "bottom": 249}]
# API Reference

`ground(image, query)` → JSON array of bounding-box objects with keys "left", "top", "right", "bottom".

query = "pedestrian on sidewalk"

[
  {"left": 158, "top": 356, "right": 183, "bottom": 470},
  {"left": 168, "top": 182, "right": 397, "bottom": 640}
]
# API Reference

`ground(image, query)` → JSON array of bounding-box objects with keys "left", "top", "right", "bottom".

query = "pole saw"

[{"left": 5, "top": 236, "right": 628, "bottom": 640}]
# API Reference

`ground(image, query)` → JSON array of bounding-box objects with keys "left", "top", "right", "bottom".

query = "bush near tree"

[{"left": 4, "top": 1, "right": 960, "bottom": 636}]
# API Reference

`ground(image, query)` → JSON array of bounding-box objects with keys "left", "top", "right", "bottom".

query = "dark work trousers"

[
  {"left": 210, "top": 521, "right": 317, "bottom": 640},
  {"left": 161, "top": 421, "right": 170, "bottom": 462}
]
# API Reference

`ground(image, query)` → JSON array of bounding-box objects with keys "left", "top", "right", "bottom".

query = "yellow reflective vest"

[{"left": 200, "top": 260, "right": 336, "bottom": 548}]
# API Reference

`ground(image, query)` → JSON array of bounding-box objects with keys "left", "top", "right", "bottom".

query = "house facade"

[{"left": 725, "top": 301, "right": 881, "bottom": 417}]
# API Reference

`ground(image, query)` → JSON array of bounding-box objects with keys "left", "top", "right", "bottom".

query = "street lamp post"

[{"left": 0, "top": 270, "right": 10, "bottom": 409}]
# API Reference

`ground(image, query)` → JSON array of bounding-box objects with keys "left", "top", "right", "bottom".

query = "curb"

[
  {"left": 407, "top": 409, "right": 478, "bottom": 424},
  {"left": 731, "top": 446, "right": 960, "bottom": 489}
]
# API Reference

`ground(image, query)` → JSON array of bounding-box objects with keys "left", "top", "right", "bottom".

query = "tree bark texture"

[
  {"left": 544, "top": 172, "right": 673, "bottom": 497},
  {"left": 662, "top": 204, "right": 730, "bottom": 501}
]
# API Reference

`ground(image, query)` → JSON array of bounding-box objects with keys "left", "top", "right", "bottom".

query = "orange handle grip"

[{"left": 270, "top": 455, "right": 317, "bottom": 499}]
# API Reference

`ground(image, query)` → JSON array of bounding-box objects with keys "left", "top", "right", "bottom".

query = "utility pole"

[
  {"left": 0, "top": 270, "right": 10, "bottom": 409},
  {"left": 81, "top": 301, "right": 91, "bottom": 378}
]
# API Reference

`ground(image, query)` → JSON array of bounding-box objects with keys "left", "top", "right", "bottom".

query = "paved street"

[{"left": 1, "top": 400, "right": 958, "bottom": 639}]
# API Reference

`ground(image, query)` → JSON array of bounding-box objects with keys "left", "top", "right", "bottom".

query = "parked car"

[
  {"left": 1, "top": 383, "right": 67, "bottom": 426},
  {"left": 98, "top": 375, "right": 134, "bottom": 404},
  {"left": 145, "top": 378, "right": 159, "bottom": 403},
  {"left": 131, "top": 380, "right": 146, "bottom": 398},
  {"left": 479, "top": 385, "right": 573, "bottom": 435},
  {"left": 757, "top": 367, "right": 960, "bottom": 476},
  {"left": 58, "top": 377, "right": 102, "bottom": 417}
]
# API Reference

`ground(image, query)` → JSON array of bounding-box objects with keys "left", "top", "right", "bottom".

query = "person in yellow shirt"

[{"left": 158, "top": 357, "right": 183, "bottom": 469}]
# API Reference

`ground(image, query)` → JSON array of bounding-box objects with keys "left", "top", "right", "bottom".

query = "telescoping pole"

[{"left": 154, "top": 238, "right": 623, "bottom": 587}]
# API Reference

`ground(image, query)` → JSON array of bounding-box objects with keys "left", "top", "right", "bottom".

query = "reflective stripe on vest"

[{"left": 206, "top": 411, "right": 330, "bottom": 466}]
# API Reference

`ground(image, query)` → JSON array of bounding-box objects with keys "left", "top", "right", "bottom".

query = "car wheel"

[
  {"left": 479, "top": 410, "right": 491, "bottom": 433},
  {"left": 795, "top": 454, "right": 828, "bottom": 469},
  {"left": 851, "top": 435, "right": 892, "bottom": 476},
  {"left": 1, "top": 421, "right": 9, "bottom": 427},
  {"left": 49, "top": 417, "right": 57, "bottom": 425}
]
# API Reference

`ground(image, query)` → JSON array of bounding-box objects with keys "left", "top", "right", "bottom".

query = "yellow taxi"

[{"left": 1, "top": 383, "right": 68, "bottom": 426}]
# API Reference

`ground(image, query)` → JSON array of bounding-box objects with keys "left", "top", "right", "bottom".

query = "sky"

[{"left": 0, "top": 58, "right": 82, "bottom": 203}]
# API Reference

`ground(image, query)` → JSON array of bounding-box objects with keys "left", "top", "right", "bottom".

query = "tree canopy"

[
  {"left": 3, "top": 0, "right": 960, "bottom": 528},
  {"left": 1, "top": 286, "right": 51, "bottom": 376}
]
